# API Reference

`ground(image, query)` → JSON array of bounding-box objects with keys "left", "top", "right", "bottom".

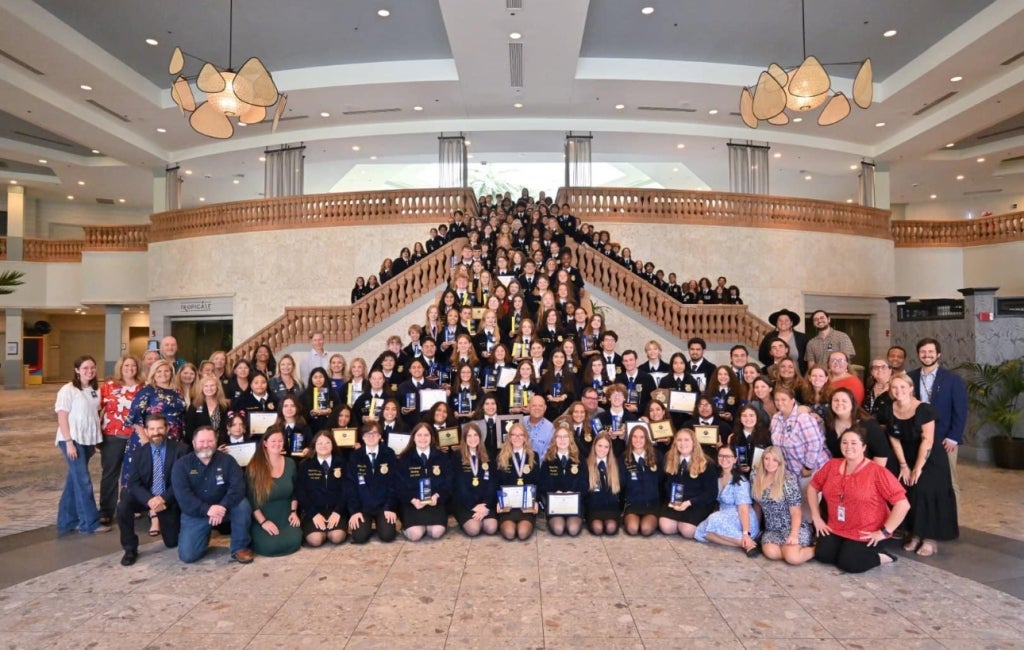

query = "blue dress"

[{"left": 694, "top": 477, "right": 759, "bottom": 542}]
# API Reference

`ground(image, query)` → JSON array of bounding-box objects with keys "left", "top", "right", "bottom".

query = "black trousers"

[
  {"left": 350, "top": 510, "right": 397, "bottom": 544},
  {"left": 813, "top": 533, "right": 882, "bottom": 573},
  {"left": 117, "top": 496, "right": 180, "bottom": 552},
  {"left": 99, "top": 436, "right": 129, "bottom": 519}
]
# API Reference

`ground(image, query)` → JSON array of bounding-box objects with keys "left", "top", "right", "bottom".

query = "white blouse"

[{"left": 54, "top": 382, "right": 102, "bottom": 446}]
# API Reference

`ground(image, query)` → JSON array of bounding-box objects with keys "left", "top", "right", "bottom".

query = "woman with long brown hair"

[{"left": 246, "top": 428, "right": 301, "bottom": 556}]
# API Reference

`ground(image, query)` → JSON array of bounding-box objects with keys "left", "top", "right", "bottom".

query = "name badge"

[
  {"left": 215, "top": 474, "right": 225, "bottom": 486},
  {"left": 836, "top": 505, "right": 846, "bottom": 522},
  {"left": 358, "top": 475, "right": 367, "bottom": 485},
  {"left": 630, "top": 471, "right": 639, "bottom": 481}
]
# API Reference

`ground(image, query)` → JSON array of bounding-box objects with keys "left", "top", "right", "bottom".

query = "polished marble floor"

[{"left": 1, "top": 385, "right": 1022, "bottom": 649}]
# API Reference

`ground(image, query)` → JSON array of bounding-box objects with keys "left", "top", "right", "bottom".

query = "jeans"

[
  {"left": 178, "top": 497, "right": 252, "bottom": 563},
  {"left": 99, "top": 436, "right": 129, "bottom": 519},
  {"left": 56, "top": 441, "right": 100, "bottom": 534}
]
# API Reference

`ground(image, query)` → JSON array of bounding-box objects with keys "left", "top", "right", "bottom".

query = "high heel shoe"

[{"left": 916, "top": 540, "right": 937, "bottom": 557}]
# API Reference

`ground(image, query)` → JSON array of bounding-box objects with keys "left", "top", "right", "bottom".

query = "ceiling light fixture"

[
  {"left": 676, "top": 143, "right": 685, "bottom": 149},
  {"left": 956, "top": 174, "right": 964, "bottom": 180},
  {"left": 977, "top": 157, "right": 986, "bottom": 163},
  {"left": 377, "top": 9, "right": 390, "bottom": 18},
  {"left": 9, "top": 180, "right": 17, "bottom": 185},
  {"left": 370, "top": 155, "right": 377, "bottom": 160},
  {"left": 320, "top": 112, "right": 330, "bottom": 117},
  {"left": 513, "top": 102, "right": 523, "bottom": 108},
  {"left": 413, "top": 105, "right": 423, "bottom": 111},
  {"left": 792, "top": 117, "right": 803, "bottom": 123},
  {"left": 38, "top": 159, "right": 47, "bottom": 164},
  {"left": 773, "top": 152, "right": 782, "bottom": 158},
  {"left": 258, "top": 156, "right": 266, "bottom": 162},
  {"left": 118, "top": 198, "right": 126, "bottom": 203},
  {"left": 945, "top": 142, "right": 955, "bottom": 148},
  {"left": 883, "top": 29, "right": 897, "bottom": 37},
  {"left": 804, "top": 174, "right": 813, "bottom": 180},
  {"left": 168, "top": 0, "right": 286, "bottom": 139},
  {"left": 509, "top": 32, "right": 521, "bottom": 40},
  {"left": 67, "top": 195, "right": 74, "bottom": 200},
  {"left": 930, "top": 194, "right": 937, "bottom": 199},
  {"left": 464, "top": 140, "right": 471, "bottom": 146},
  {"left": 874, "top": 122, "right": 886, "bottom": 127},
  {"left": 77, "top": 180, "right": 85, "bottom": 186},
  {"left": 615, "top": 104, "right": 625, "bottom": 110},
  {"left": 146, "top": 38, "right": 159, "bottom": 46},
  {"left": 950, "top": 75, "right": 962, "bottom": 82},
  {"left": 641, "top": 7, "right": 654, "bottom": 15},
  {"left": 184, "top": 169, "right": 193, "bottom": 175},
  {"left": 850, "top": 164, "right": 858, "bottom": 170},
  {"left": 199, "top": 197, "right": 206, "bottom": 201},
  {"left": 156, "top": 127, "right": 167, "bottom": 133},
  {"left": 352, "top": 145, "right": 361, "bottom": 151},
  {"left": 80, "top": 84, "right": 92, "bottom": 91},
  {"left": 91, "top": 149, "right": 100, "bottom": 154},
  {"left": 739, "top": 0, "right": 872, "bottom": 129},
  {"left": 708, "top": 109, "right": 718, "bottom": 115}
]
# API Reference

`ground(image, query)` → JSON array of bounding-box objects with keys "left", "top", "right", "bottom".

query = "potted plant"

[{"left": 959, "top": 359, "right": 1024, "bottom": 469}]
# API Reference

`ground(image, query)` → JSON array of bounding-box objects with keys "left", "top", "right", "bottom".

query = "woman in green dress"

[{"left": 247, "top": 428, "right": 302, "bottom": 556}]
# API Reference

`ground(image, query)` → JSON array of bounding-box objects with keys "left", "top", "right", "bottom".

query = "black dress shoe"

[{"left": 120, "top": 550, "right": 138, "bottom": 566}]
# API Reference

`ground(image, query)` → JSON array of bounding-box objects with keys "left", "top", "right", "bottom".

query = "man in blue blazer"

[
  {"left": 116, "top": 414, "right": 188, "bottom": 566},
  {"left": 907, "top": 338, "right": 968, "bottom": 511}
]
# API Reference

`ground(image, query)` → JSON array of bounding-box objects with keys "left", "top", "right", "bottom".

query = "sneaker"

[
  {"left": 120, "top": 550, "right": 138, "bottom": 566},
  {"left": 231, "top": 549, "right": 255, "bottom": 564},
  {"left": 94, "top": 524, "right": 113, "bottom": 533}
]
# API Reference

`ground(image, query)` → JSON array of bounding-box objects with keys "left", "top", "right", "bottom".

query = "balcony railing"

[
  {"left": 891, "top": 211, "right": 1024, "bottom": 247},
  {"left": 83, "top": 225, "right": 150, "bottom": 251}
]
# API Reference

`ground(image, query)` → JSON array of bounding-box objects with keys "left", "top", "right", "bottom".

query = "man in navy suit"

[
  {"left": 907, "top": 338, "right": 968, "bottom": 511},
  {"left": 117, "top": 414, "right": 187, "bottom": 566}
]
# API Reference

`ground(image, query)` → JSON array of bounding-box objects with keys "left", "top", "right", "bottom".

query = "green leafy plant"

[
  {"left": 959, "top": 359, "right": 1024, "bottom": 439},
  {"left": 0, "top": 270, "right": 25, "bottom": 296}
]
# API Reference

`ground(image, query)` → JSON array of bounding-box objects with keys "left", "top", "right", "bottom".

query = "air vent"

[
  {"left": 340, "top": 108, "right": 401, "bottom": 116},
  {"left": 637, "top": 106, "right": 697, "bottom": 113},
  {"left": 86, "top": 99, "right": 131, "bottom": 122},
  {"left": 0, "top": 49, "right": 44, "bottom": 75},
  {"left": 977, "top": 124, "right": 1024, "bottom": 140},
  {"left": 509, "top": 42, "right": 524, "bottom": 88},
  {"left": 912, "top": 91, "right": 957, "bottom": 116},
  {"left": 95, "top": 198, "right": 115, "bottom": 205},
  {"left": 507, "top": 0, "right": 523, "bottom": 9},
  {"left": 963, "top": 188, "right": 1003, "bottom": 195},
  {"left": 13, "top": 130, "right": 76, "bottom": 149},
  {"left": 1001, "top": 50, "right": 1024, "bottom": 66}
]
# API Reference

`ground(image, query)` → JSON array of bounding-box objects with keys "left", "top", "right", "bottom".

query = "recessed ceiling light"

[
  {"left": 67, "top": 195, "right": 74, "bottom": 200},
  {"left": 950, "top": 75, "right": 963, "bottom": 82},
  {"left": 676, "top": 143, "right": 685, "bottom": 149},
  {"left": 118, "top": 198, "right": 126, "bottom": 203},
  {"left": 846, "top": 198, "right": 854, "bottom": 203},
  {"left": 615, "top": 104, "right": 625, "bottom": 110},
  {"left": 232, "top": 179, "right": 240, "bottom": 184},
  {"left": 672, "top": 167, "right": 679, "bottom": 172},
  {"left": 352, "top": 145, "right": 361, "bottom": 151},
  {"left": 156, "top": 127, "right": 167, "bottom": 133},
  {"left": 977, "top": 157, "right": 986, "bottom": 163},
  {"left": 145, "top": 38, "right": 159, "bottom": 46},
  {"left": 773, "top": 152, "right": 782, "bottom": 158},
  {"left": 874, "top": 122, "right": 886, "bottom": 127},
  {"left": 377, "top": 9, "right": 390, "bottom": 17},
  {"left": 80, "top": 84, "right": 92, "bottom": 91},
  {"left": 641, "top": 6, "right": 654, "bottom": 15},
  {"left": 184, "top": 169, "right": 193, "bottom": 175},
  {"left": 258, "top": 156, "right": 266, "bottom": 162},
  {"left": 883, "top": 29, "right": 897, "bottom": 37},
  {"left": 930, "top": 194, "right": 937, "bottom": 199},
  {"left": 467, "top": 154, "right": 474, "bottom": 159},
  {"left": 513, "top": 102, "right": 523, "bottom": 108},
  {"left": 509, "top": 32, "right": 521, "bottom": 40},
  {"left": 77, "top": 180, "right": 85, "bottom": 186},
  {"left": 320, "top": 112, "right": 330, "bottom": 117},
  {"left": 464, "top": 140, "right": 471, "bottom": 146},
  {"left": 91, "top": 149, "right": 100, "bottom": 154},
  {"left": 38, "top": 159, "right": 47, "bottom": 164},
  {"left": 9, "top": 180, "right": 17, "bottom": 185},
  {"left": 956, "top": 174, "right": 965, "bottom": 180},
  {"left": 708, "top": 109, "right": 718, "bottom": 115},
  {"left": 850, "top": 164, "right": 859, "bottom": 170},
  {"left": 804, "top": 175, "right": 813, "bottom": 180},
  {"left": 370, "top": 155, "right": 377, "bottom": 160},
  {"left": 199, "top": 197, "right": 205, "bottom": 202},
  {"left": 793, "top": 117, "right": 803, "bottom": 123},
  {"left": 413, "top": 105, "right": 423, "bottom": 111},
  {"left": 945, "top": 142, "right": 955, "bottom": 148}
]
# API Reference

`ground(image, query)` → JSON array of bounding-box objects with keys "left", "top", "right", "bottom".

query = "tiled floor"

[{"left": 1, "top": 384, "right": 1022, "bottom": 649}]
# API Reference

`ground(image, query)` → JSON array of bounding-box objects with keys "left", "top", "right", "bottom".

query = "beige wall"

[
  {"left": 81, "top": 252, "right": 149, "bottom": 304},
  {"left": 963, "top": 241, "right": 1024, "bottom": 295},
  {"left": 0, "top": 262, "right": 84, "bottom": 310},
  {"left": 901, "top": 195, "right": 1024, "bottom": 222},
  {"left": 893, "top": 248, "right": 965, "bottom": 299}
]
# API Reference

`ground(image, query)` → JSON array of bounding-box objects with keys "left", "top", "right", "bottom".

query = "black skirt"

[
  {"left": 497, "top": 509, "right": 537, "bottom": 524},
  {"left": 451, "top": 501, "right": 497, "bottom": 526},
  {"left": 400, "top": 502, "right": 449, "bottom": 527},
  {"left": 659, "top": 502, "right": 715, "bottom": 524},
  {"left": 586, "top": 508, "right": 622, "bottom": 522},
  {"left": 623, "top": 503, "right": 660, "bottom": 517}
]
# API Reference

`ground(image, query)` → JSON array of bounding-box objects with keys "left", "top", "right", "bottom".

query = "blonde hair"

[
  {"left": 496, "top": 422, "right": 536, "bottom": 470},
  {"left": 663, "top": 429, "right": 709, "bottom": 478},
  {"left": 146, "top": 359, "right": 177, "bottom": 389},
  {"left": 751, "top": 446, "right": 787, "bottom": 502},
  {"left": 176, "top": 363, "right": 199, "bottom": 407},
  {"left": 110, "top": 355, "right": 141, "bottom": 383},
  {"left": 192, "top": 375, "right": 229, "bottom": 411},
  {"left": 586, "top": 433, "right": 621, "bottom": 494}
]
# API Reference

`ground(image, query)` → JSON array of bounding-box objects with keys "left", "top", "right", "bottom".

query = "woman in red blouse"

[
  {"left": 98, "top": 355, "right": 142, "bottom": 525},
  {"left": 808, "top": 427, "right": 909, "bottom": 573}
]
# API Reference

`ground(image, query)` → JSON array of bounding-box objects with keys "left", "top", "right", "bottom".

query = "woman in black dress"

[
  {"left": 396, "top": 422, "right": 452, "bottom": 541},
  {"left": 450, "top": 423, "right": 498, "bottom": 536}
]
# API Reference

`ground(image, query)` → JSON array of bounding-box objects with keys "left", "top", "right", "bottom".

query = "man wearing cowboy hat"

[{"left": 757, "top": 308, "right": 809, "bottom": 373}]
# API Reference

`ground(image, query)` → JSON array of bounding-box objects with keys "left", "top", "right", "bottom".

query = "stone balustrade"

[
  {"left": 891, "top": 211, "right": 1024, "bottom": 247},
  {"left": 21, "top": 238, "right": 83, "bottom": 262},
  {"left": 82, "top": 225, "right": 150, "bottom": 251}
]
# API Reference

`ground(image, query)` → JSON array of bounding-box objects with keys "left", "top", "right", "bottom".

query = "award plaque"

[
  {"left": 511, "top": 342, "right": 527, "bottom": 359},
  {"left": 694, "top": 424, "right": 720, "bottom": 446},
  {"left": 332, "top": 427, "right": 357, "bottom": 448},
  {"left": 496, "top": 415, "right": 519, "bottom": 444},
  {"left": 626, "top": 388, "right": 640, "bottom": 405},
  {"left": 387, "top": 432, "right": 411, "bottom": 455},
  {"left": 313, "top": 386, "right": 331, "bottom": 411},
  {"left": 437, "top": 427, "right": 460, "bottom": 448},
  {"left": 483, "top": 368, "right": 498, "bottom": 389},
  {"left": 418, "top": 477, "right": 433, "bottom": 501},
  {"left": 404, "top": 392, "right": 417, "bottom": 409},
  {"left": 669, "top": 483, "right": 685, "bottom": 506},
  {"left": 248, "top": 411, "right": 277, "bottom": 436},
  {"left": 650, "top": 420, "right": 674, "bottom": 441},
  {"left": 590, "top": 417, "right": 605, "bottom": 434},
  {"left": 668, "top": 391, "right": 697, "bottom": 414},
  {"left": 546, "top": 492, "right": 581, "bottom": 516},
  {"left": 455, "top": 392, "right": 473, "bottom": 416},
  {"left": 472, "top": 307, "right": 486, "bottom": 320},
  {"left": 224, "top": 442, "right": 257, "bottom": 467}
]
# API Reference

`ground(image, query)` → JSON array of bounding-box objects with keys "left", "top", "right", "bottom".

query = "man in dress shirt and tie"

[
  {"left": 616, "top": 350, "right": 656, "bottom": 415},
  {"left": 117, "top": 414, "right": 187, "bottom": 566},
  {"left": 470, "top": 395, "right": 503, "bottom": 460},
  {"left": 685, "top": 337, "right": 716, "bottom": 392},
  {"left": 600, "top": 331, "right": 624, "bottom": 381}
]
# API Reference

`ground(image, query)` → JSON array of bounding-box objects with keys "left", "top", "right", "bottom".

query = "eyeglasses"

[
  {"left": 870, "top": 364, "right": 890, "bottom": 370},
  {"left": 829, "top": 359, "right": 848, "bottom": 365},
  {"left": 717, "top": 455, "right": 736, "bottom": 460}
]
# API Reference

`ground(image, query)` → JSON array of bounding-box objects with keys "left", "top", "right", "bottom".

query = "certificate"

[
  {"left": 224, "top": 442, "right": 257, "bottom": 467},
  {"left": 627, "top": 422, "right": 651, "bottom": 442},
  {"left": 248, "top": 411, "right": 277, "bottom": 435},
  {"left": 387, "top": 432, "right": 411, "bottom": 455},
  {"left": 694, "top": 425, "right": 720, "bottom": 446},
  {"left": 546, "top": 492, "right": 581, "bottom": 516},
  {"left": 419, "top": 388, "right": 447, "bottom": 412},
  {"left": 668, "top": 390, "right": 697, "bottom": 414},
  {"left": 497, "top": 274, "right": 516, "bottom": 288},
  {"left": 496, "top": 367, "right": 517, "bottom": 388},
  {"left": 437, "top": 427, "right": 460, "bottom": 448},
  {"left": 498, "top": 484, "right": 536, "bottom": 510},
  {"left": 332, "top": 427, "right": 357, "bottom": 448},
  {"left": 649, "top": 420, "right": 674, "bottom": 441}
]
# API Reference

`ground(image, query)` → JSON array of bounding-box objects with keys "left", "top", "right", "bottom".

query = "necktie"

[
  {"left": 487, "top": 419, "right": 496, "bottom": 444},
  {"left": 636, "top": 457, "right": 645, "bottom": 472},
  {"left": 152, "top": 446, "right": 164, "bottom": 496},
  {"left": 368, "top": 452, "right": 376, "bottom": 470},
  {"left": 575, "top": 426, "right": 582, "bottom": 438},
  {"left": 681, "top": 458, "right": 689, "bottom": 474},
  {"left": 420, "top": 452, "right": 428, "bottom": 468},
  {"left": 384, "top": 425, "right": 392, "bottom": 436},
  {"left": 322, "top": 460, "right": 330, "bottom": 474},
  {"left": 515, "top": 451, "right": 522, "bottom": 466},
  {"left": 598, "top": 460, "right": 608, "bottom": 491}
]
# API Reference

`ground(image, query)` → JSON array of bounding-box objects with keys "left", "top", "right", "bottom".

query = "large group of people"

[{"left": 53, "top": 190, "right": 963, "bottom": 576}]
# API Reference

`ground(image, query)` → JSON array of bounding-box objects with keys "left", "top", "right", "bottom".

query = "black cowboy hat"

[{"left": 768, "top": 308, "right": 801, "bottom": 328}]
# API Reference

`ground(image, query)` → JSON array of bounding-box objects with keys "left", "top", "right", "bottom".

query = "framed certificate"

[
  {"left": 627, "top": 422, "right": 651, "bottom": 442},
  {"left": 546, "top": 492, "right": 581, "bottom": 516},
  {"left": 224, "top": 442, "right": 257, "bottom": 467},
  {"left": 387, "top": 432, "right": 411, "bottom": 455},
  {"left": 694, "top": 424, "right": 720, "bottom": 446},
  {"left": 332, "top": 427, "right": 357, "bottom": 448},
  {"left": 649, "top": 420, "right": 675, "bottom": 441},
  {"left": 419, "top": 388, "right": 447, "bottom": 412},
  {"left": 248, "top": 411, "right": 278, "bottom": 435},
  {"left": 438, "top": 427, "right": 460, "bottom": 448},
  {"left": 668, "top": 391, "right": 697, "bottom": 414},
  {"left": 498, "top": 484, "right": 536, "bottom": 510}
]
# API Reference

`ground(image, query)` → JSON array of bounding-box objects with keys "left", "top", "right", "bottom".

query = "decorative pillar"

[
  {"left": 438, "top": 135, "right": 467, "bottom": 188},
  {"left": 264, "top": 144, "right": 305, "bottom": 197},
  {"left": 152, "top": 167, "right": 181, "bottom": 213},
  {"left": 5, "top": 185, "right": 24, "bottom": 260},
  {"left": 3, "top": 309, "right": 24, "bottom": 389},
  {"left": 104, "top": 305, "right": 123, "bottom": 377},
  {"left": 564, "top": 133, "right": 592, "bottom": 187},
  {"left": 727, "top": 141, "right": 769, "bottom": 194}
]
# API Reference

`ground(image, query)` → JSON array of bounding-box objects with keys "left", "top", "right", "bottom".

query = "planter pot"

[{"left": 991, "top": 436, "right": 1024, "bottom": 470}]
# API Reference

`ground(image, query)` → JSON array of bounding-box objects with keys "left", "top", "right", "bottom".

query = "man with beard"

[{"left": 805, "top": 310, "right": 856, "bottom": 369}]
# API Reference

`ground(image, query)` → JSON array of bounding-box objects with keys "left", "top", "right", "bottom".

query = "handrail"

[
  {"left": 891, "top": 211, "right": 1024, "bottom": 247},
  {"left": 150, "top": 188, "right": 478, "bottom": 243},
  {"left": 83, "top": 225, "right": 150, "bottom": 251},
  {"left": 227, "top": 238, "right": 468, "bottom": 363},
  {"left": 556, "top": 187, "right": 892, "bottom": 240},
  {"left": 567, "top": 239, "right": 773, "bottom": 349},
  {"left": 22, "top": 238, "right": 83, "bottom": 262}
]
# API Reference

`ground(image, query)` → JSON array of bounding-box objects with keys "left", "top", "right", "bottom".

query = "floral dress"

[
  {"left": 121, "top": 385, "right": 186, "bottom": 488},
  {"left": 755, "top": 472, "right": 813, "bottom": 546}
]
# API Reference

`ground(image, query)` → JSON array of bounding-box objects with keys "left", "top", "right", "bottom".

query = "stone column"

[
  {"left": 3, "top": 309, "right": 24, "bottom": 389},
  {"left": 104, "top": 306, "right": 124, "bottom": 377}
]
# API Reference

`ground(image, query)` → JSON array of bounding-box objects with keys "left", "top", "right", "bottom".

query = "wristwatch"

[{"left": 880, "top": 527, "right": 892, "bottom": 538}]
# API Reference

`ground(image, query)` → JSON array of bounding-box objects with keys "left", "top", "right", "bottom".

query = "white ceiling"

[{"left": 2, "top": 0, "right": 1024, "bottom": 212}]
